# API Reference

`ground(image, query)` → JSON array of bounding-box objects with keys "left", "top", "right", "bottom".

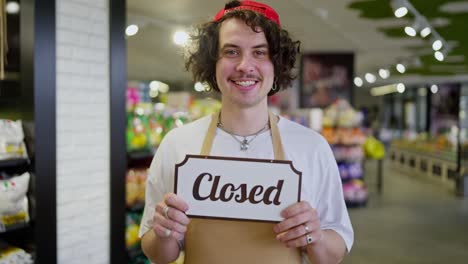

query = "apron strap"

[
  {"left": 200, "top": 112, "right": 219, "bottom": 156},
  {"left": 200, "top": 110, "right": 285, "bottom": 160},
  {"left": 269, "top": 111, "right": 284, "bottom": 160}
]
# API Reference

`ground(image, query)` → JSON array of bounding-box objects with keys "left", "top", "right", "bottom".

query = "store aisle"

[{"left": 343, "top": 159, "right": 468, "bottom": 264}]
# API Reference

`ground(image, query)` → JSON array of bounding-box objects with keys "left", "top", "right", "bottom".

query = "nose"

[{"left": 235, "top": 54, "right": 255, "bottom": 73}]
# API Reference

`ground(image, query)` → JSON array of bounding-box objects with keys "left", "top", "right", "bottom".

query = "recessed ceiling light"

[
  {"left": 173, "top": 31, "right": 189, "bottom": 46},
  {"left": 394, "top": 7, "right": 408, "bottom": 18},
  {"left": 6, "top": 1, "right": 20, "bottom": 14},
  {"left": 194, "top": 82, "right": 205, "bottom": 92},
  {"left": 432, "top": 40, "right": 443, "bottom": 51},
  {"left": 396, "top": 83, "right": 405, "bottom": 93},
  {"left": 125, "top": 25, "right": 139, "bottom": 37},
  {"left": 420, "top": 27, "right": 431, "bottom": 38},
  {"left": 430, "top": 84, "right": 438, "bottom": 94},
  {"left": 404, "top": 26, "right": 417, "bottom": 37},
  {"left": 396, "top": 64, "right": 406, "bottom": 74},
  {"left": 379, "top": 69, "right": 390, "bottom": 79},
  {"left": 365, "top": 73, "right": 376, "bottom": 83},
  {"left": 434, "top": 51, "right": 445, "bottom": 61}
]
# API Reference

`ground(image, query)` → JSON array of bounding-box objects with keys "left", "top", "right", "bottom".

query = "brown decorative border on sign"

[{"left": 174, "top": 154, "right": 302, "bottom": 223}]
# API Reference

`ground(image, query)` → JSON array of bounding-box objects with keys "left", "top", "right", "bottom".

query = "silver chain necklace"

[{"left": 217, "top": 114, "right": 270, "bottom": 151}]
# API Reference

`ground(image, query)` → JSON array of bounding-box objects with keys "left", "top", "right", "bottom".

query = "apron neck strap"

[{"left": 200, "top": 110, "right": 285, "bottom": 160}]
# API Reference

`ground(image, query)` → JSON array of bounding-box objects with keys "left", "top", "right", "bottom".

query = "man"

[{"left": 139, "top": 1, "right": 353, "bottom": 263}]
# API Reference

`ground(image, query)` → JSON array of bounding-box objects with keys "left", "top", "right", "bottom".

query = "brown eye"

[
  {"left": 223, "top": 49, "right": 239, "bottom": 57},
  {"left": 254, "top": 50, "right": 268, "bottom": 58}
]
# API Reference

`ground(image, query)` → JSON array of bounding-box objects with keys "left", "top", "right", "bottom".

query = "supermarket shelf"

[
  {"left": 127, "top": 149, "right": 156, "bottom": 169},
  {"left": 390, "top": 144, "right": 457, "bottom": 163},
  {"left": 127, "top": 201, "right": 145, "bottom": 213},
  {"left": 0, "top": 223, "right": 30, "bottom": 235},
  {"left": 127, "top": 149, "right": 156, "bottom": 161},
  {"left": 389, "top": 146, "right": 458, "bottom": 190},
  {"left": 0, "top": 158, "right": 29, "bottom": 169}
]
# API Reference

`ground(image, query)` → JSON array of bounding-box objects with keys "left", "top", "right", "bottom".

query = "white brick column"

[{"left": 56, "top": 0, "right": 110, "bottom": 263}]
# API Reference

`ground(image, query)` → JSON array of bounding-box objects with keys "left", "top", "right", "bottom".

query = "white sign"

[{"left": 175, "top": 155, "right": 302, "bottom": 222}]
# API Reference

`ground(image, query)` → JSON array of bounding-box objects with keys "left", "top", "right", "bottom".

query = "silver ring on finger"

[
  {"left": 163, "top": 205, "right": 170, "bottom": 219},
  {"left": 304, "top": 224, "right": 310, "bottom": 233},
  {"left": 306, "top": 234, "right": 313, "bottom": 245},
  {"left": 164, "top": 227, "right": 172, "bottom": 237}
]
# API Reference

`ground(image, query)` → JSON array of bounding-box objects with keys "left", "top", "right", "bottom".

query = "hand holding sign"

[
  {"left": 274, "top": 201, "right": 324, "bottom": 248},
  {"left": 153, "top": 193, "right": 191, "bottom": 241}
]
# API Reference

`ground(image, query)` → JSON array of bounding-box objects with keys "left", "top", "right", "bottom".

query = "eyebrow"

[{"left": 220, "top": 43, "right": 269, "bottom": 49}]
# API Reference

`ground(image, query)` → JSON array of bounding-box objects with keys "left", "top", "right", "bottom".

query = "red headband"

[{"left": 213, "top": 1, "right": 281, "bottom": 26}]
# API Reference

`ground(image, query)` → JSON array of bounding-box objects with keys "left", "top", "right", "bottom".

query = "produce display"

[
  {"left": 391, "top": 134, "right": 456, "bottom": 162},
  {"left": 322, "top": 100, "right": 368, "bottom": 207},
  {"left": 125, "top": 83, "right": 221, "bottom": 263}
]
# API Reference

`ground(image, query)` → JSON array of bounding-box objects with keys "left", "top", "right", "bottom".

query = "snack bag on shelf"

[
  {"left": 350, "top": 128, "right": 366, "bottom": 145},
  {"left": 148, "top": 112, "right": 165, "bottom": 148},
  {"left": 0, "top": 120, "right": 28, "bottom": 161},
  {"left": 126, "top": 111, "right": 151, "bottom": 151},
  {"left": 0, "top": 172, "right": 30, "bottom": 232},
  {"left": 136, "top": 169, "right": 148, "bottom": 203},
  {"left": 0, "top": 246, "right": 33, "bottom": 264},
  {"left": 338, "top": 163, "right": 350, "bottom": 180},
  {"left": 126, "top": 170, "right": 139, "bottom": 207},
  {"left": 322, "top": 127, "right": 338, "bottom": 145},
  {"left": 348, "top": 163, "right": 363, "bottom": 179},
  {"left": 342, "top": 179, "right": 368, "bottom": 205},
  {"left": 322, "top": 105, "right": 338, "bottom": 127},
  {"left": 126, "top": 213, "right": 141, "bottom": 248}
]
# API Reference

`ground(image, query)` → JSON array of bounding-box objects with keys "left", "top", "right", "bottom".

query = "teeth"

[{"left": 235, "top": 81, "right": 255, "bottom": 86}]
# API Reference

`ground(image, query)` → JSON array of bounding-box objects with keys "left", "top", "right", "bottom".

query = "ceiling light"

[
  {"left": 365, "top": 73, "right": 376, "bottom": 83},
  {"left": 434, "top": 51, "right": 445, "bottom": 61},
  {"left": 390, "top": 0, "right": 409, "bottom": 18},
  {"left": 396, "top": 63, "right": 406, "bottom": 73},
  {"left": 173, "top": 30, "right": 189, "bottom": 46},
  {"left": 149, "top": 81, "right": 160, "bottom": 91},
  {"left": 194, "top": 82, "right": 205, "bottom": 92},
  {"left": 396, "top": 83, "right": 405, "bottom": 93},
  {"left": 6, "top": 1, "right": 20, "bottom": 14},
  {"left": 430, "top": 84, "right": 438, "bottom": 94},
  {"left": 150, "top": 80, "right": 169, "bottom": 93},
  {"left": 125, "top": 25, "right": 139, "bottom": 37},
  {"left": 370, "top": 84, "right": 398, "bottom": 96},
  {"left": 432, "top": 40, "right": 443, "bottom": 51},
  {"left": 404, "top": 26, "right": 417, "bottom": 37},
  {"left": 354, "top": 77, "right": 363, "bottom": 87},
  {"left": 379, "top": 69, "right": 390, "bottom": 79},
  {"left": 420, "top": 27, "right": 431, "bottom": 38},
  {"left": 394, "top": 7, "right": 408, "bottom": 18}
]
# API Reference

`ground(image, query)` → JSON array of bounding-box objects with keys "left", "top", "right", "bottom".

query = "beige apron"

[{"left": 184, "top": 111, "right": 302, "bottom": 264}]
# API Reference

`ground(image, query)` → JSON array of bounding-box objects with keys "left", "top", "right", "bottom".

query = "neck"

[{"left": 219, "top": 102, "right": 269, "bottom": 137}]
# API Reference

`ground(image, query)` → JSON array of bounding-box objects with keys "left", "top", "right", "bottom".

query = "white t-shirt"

[{"left": 139, "top": 115, "right": 354, "bottom": 252}]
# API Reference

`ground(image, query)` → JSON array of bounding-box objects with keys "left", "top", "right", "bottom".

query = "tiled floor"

[{"left": 343, "top": 160, "right": 468, "bottom": 264}]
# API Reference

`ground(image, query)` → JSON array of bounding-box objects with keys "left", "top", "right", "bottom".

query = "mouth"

[{"left": 230, "top": 79, "right": 259, "bottom": 91}]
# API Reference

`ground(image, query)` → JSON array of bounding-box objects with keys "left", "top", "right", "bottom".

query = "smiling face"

[{"left": 215, "top": 18, "right": 274, "bottom": 110}]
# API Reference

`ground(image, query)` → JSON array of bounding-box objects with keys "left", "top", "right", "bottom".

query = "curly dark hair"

[{"left": 184, "top": 2, "right": 301, "bottom": 96}]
